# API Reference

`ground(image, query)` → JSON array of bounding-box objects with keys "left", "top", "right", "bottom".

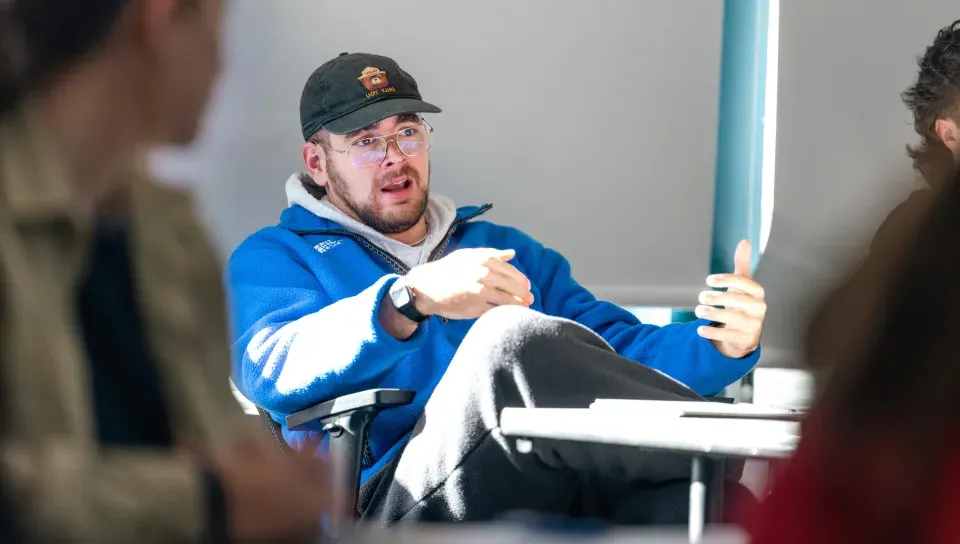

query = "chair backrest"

[{"left": 256, "top": 407, "right": 291, "bottom": 454}]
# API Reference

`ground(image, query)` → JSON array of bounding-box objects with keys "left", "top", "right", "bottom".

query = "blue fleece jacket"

[{"left": 227, "top": 202, "right": 759, "bottom": 483}]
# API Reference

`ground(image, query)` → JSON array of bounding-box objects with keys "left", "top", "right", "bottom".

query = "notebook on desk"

[{"left": 589, "top": 399, "right": 805, "bottom": 421}]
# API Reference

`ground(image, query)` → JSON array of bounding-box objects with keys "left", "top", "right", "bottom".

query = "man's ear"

[
  {"left": 301, "top": 142, "right": 328, "bottom": 186},
  {"left": 136, "top": 0, "right": 180, "bottom": 58},
  {"left": 935, "top": 117, "right": 960, "bottom": 156}
]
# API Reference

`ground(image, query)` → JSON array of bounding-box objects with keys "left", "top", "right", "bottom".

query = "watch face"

[
  {"left": 391, "top": 282, "right": 427, "bottom": 322},
  {"left": 390, "top": 282, "right": 412, "bottom": 307},
  {"left": 394, "top": 284, "right": 413, "bottom": 307}
]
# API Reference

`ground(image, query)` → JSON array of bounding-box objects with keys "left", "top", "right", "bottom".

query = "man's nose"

[{"left": 381, "top": 138, "right": 406, "bottom": 168}]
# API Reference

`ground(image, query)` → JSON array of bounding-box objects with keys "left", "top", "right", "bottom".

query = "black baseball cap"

[{"left": 299, "top": 52, "right": 441, "bottom": 140}]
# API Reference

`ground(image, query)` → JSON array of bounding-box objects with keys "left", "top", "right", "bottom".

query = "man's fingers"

[
  {"left": 226, "top": 430, "right": 276, "bottom": 461},
  {"left": 486, "top": 257, "right": 530, "bottom": 286},
  {"left": 484, "top": 259, "right": 533, "bottom": 301},
  {"left": 477, "top": 247, "right": 516, "bottom": 262},
  {"left": 705, "top": 274, "right": 765, "bottom": 298},
  {"left": 732, "top": 239, "right": 753, "bottom": 278},
  {"left": 694, "top": 305, "right": 753, "bottom": 330},
  {"left": 696, "top": 324, "right": 753, "bottom": 345},
  {"left": 480, "top": 285, "right": 527, "bottom": 307},
  {"left": 698, "top": 290, "right": 767, "bottom": 318},
  {"left": 477, "top": 274, "right": 531, "bottom": 305},
  {"left": 287, "top": 450, "right": 331, "bottom": 492}
]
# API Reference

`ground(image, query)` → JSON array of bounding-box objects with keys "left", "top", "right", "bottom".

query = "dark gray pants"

[{"left": 360, "top": 306, "right": 749, "bottom": 525}]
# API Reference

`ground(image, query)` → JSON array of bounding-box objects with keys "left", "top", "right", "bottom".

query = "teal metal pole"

[{"left": 672, "top": 0, "right": 768, "bottom": 324}]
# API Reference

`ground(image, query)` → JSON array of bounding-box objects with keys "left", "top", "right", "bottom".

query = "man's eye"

[
  {"left": 354, "top": 138, "right": 375, "bottom": 148},
  {"left": 399, "top": 127, "right": 417, "bottom": 137}
]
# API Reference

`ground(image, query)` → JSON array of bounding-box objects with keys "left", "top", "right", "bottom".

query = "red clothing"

[{"left": 749, "top": 421, "right": 960, "bottom": 543}]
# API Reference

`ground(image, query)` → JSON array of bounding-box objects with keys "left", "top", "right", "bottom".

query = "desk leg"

[
  {"left": 709, "top": 459, "right": 726, "bottom": 524},
  {"left": 690, "top": 457, "right": 728, "bottom": 542},
  {"left": 689, "top": 456, "right": 707, "bottom": 543}
]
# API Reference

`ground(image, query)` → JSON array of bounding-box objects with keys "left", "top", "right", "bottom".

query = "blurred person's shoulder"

[
  {"left": 128, "top": 168, "right": 247, "bottom": 434},
  {"left": 870, "top": 187, "right": 938, "bottom": 256},
  {"left": 804, "top": 184, "right": 939, "bottom": 384},
  {"left": 0, "top": 103, "right": 72, "bottom": 219},
  {"left": 127, "top": 167, "right": 222, "bottom": 266}
]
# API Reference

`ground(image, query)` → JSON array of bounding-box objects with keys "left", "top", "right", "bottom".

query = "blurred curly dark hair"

[{"left": 902, "top": 19, "right": 960, "bottom": 186}]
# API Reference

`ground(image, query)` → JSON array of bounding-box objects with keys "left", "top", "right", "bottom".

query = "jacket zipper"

[{"left": 427, "top": 204, "right": 492, "bottom": 262}]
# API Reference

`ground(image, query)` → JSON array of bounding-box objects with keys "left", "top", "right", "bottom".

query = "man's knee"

[
  {"left": 456, "top": 306, "right": 609, "bottom": 375},
  {"left": 466, "top": 306, "right": 555, "bottom": 357},
  {"left": 471, "top": 305, "right": 555, "bottom": 340},
  {"left": 446, "top": 306, "right": 551, "bottom": 379}
]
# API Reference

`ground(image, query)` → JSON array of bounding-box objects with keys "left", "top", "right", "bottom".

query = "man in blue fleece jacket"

[{"left": 228, "top": 52, "right": 767, "bottom": 525}]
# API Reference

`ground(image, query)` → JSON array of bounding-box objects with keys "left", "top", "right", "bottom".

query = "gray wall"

[
  {"left": 151, "top": 0, "right": 725, "bottom": 308},
  {"left": 756, "top": 0, "right": 959, "bottom": 366}
]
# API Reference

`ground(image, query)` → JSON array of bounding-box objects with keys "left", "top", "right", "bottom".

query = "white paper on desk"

[{"left": 589, "top": 399, "right": 800, "bottom": 418}]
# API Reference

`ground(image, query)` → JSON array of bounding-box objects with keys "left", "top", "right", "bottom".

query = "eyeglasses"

[{"left": 325, "top": 122, "right": 434, "bottom": 168}]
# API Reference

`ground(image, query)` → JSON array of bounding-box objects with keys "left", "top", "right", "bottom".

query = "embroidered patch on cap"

[{"left": 358, "top": 67, "right": 389, "bottom": 91}]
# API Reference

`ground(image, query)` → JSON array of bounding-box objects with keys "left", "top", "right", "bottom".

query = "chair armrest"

[
  {"left": 286, "top": 388, "right": 416, "bottom": 431},
  {"left": 285, "top": 388, "right": 416, "bottom": 534}
]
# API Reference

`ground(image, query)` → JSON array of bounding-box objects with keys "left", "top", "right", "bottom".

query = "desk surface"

[
  {"left": 500, "top": 406, "right": 800, "bottom": 460},
  {"left": 347, "top": 525, "right": 746, "bottom": 543}
]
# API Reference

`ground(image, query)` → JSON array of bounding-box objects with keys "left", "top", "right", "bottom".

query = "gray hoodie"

[{"left": 285, "top": 173, "right": 458, "bottom": 270}]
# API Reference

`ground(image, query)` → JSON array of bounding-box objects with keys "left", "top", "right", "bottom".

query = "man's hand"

[
  {"left": 212, "top": 432, "right": 331, "bottom": 543},
  {"left": 695, "top": 239, "right": 766, "bottom": 359},
  {"left": 405, "top": 248, "right": 534, "bottom": 320}
]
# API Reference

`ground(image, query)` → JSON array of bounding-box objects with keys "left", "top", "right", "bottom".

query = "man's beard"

[{"left": 325, "top": 158, "right": 429, "bottom": 234}]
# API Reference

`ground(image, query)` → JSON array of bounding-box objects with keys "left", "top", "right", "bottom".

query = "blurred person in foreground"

[
  {"left": 749, "top": 155, "right": 960, "bottom": 541},
  {"left": 0, "top": 0, "right": 328, "bottom": 541},
  {"left": 0, "top": 394, "right": 22, "bottom": 542},
  {"left": 750, "top": 21, "right": 960, "bottom": 541},
  {"left": 804, "top": 19, "right": 960, "bottom": 386}
]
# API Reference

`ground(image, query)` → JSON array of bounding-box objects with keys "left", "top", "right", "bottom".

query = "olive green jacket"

[{"left": 0, "top": 104, "right": 247, "bottom": 542}]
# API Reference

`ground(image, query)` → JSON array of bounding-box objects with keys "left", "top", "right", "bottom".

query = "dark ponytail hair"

[{"left": 0, "top": 0, "right": 129, "bottom": 117}]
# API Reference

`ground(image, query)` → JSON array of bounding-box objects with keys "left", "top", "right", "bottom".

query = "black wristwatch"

[{"left": 388, "top": 280, "right": 430, "bottom": 323}]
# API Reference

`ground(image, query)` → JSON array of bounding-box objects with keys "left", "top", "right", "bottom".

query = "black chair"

[{"left": 255, "top": 388, "right": 416, "bottom": 538}]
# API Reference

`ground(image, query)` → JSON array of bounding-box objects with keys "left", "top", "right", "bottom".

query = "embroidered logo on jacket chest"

[{"left": 313, "top": 240, "right": 342, "bottom": 254}]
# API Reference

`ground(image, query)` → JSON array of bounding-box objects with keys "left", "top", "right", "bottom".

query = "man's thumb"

[
  {"left": 733, "top": 239, "right": 753, "bottom": 277},
  {"left": 494, "top": 248, "right": 517, "bottom": 261}
]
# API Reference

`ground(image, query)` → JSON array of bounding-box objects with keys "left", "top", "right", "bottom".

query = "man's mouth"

[{"left": 381, "top": 176, "right": 412, "bottom": 193}]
